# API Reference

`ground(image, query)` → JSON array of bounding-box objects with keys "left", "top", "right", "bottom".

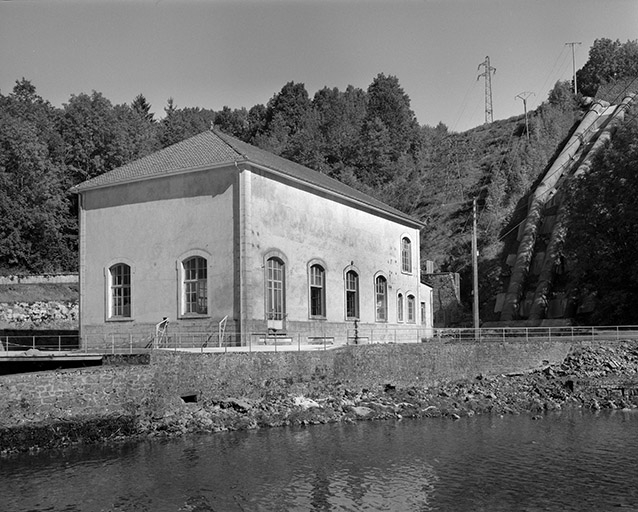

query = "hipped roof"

[{"left": 71, "top": 129, "right": 423, "bottom": 228}]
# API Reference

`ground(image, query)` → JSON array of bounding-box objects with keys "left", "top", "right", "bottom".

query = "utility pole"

[
  {"left": 472, "top": 198, "right": 479, "bottom": 337},
  {"left": 515, "top": 92, "right": 535, "bottom": 141},
  {"left": 565, "top": 42, "right": 582, "bottom": 94},
  {"left": 477, "top": 56, "right": 496, "bottom": 124}
]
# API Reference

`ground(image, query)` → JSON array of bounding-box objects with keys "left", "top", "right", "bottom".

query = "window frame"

[
  {"left": 407, "top": 294, "right": 416, "bottom": 323},
  {"left": 107, "top": 262, "right": 132, "bottom": 320},
  {"left": 401, "top": 236, "right": 412, "bottom": 274},
  {"left": 397, "top": 292, "right": 404, "bottom": 323},
  {"left": 265, "top": 255, "right": 286, "bottom": 321},
  {"left": 308, "top": 261, "right": 327, "bottom": 319},
  {"left": 177, "top": 251, "right": 210, "bottom": 319},
  {"left": 375, "top": 274, "right": 388, "bottom": 323},
  {"left": 344, "top": 267, "right": 360, "bottom": 320}
]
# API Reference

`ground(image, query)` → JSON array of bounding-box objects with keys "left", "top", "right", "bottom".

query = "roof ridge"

[{"left": 72, "top": 128, "right": 423, "bottom": 227}]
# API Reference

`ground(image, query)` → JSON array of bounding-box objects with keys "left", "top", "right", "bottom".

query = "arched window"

[
  {"left": 183, "top": 256, "right": 208, "bottom": 315},
  {"left": 401, "top": 237, "right": 412, "bottom": 273},
  {"left": 397, "top": 293, "right": 404, "bottom": 322},
  {"left": 345, "top": 270, "right": 359, "bottom": 320},
  {"left": 266, "top": 257, "right": 285, "bottom": 320},
  {"left": 309, "top": 264, "right": 326, "bottom": 318},
  {"left": 375, "top": 275, "right": 388, "bottom": 322},
  {"left": 407, "top": 294, "right": 416, "bottom": 323},
  {"left": 109, "top": 263, "right": 131, "bottom": 318}
]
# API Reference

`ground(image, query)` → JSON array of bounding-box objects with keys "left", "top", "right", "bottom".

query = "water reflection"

[{"left": 2, "top": 409, "right": 638, "bottom": 511}]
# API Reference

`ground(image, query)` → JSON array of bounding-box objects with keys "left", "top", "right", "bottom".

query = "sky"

[{"left": 1, "top": 0, "right": 637, "bottom": 132}]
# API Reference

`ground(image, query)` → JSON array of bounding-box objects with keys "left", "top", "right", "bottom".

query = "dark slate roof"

[{"left": 72, "top": 129, "right": 422, "bottom": 227}]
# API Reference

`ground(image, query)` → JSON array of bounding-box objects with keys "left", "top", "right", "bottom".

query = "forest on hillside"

[{"left": 1, "top": 38, "right": 637, "bottom": 322}]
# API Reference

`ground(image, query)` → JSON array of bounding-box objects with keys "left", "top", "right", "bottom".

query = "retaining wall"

[{"left": 0, "top": 341, "right": 574, "bottom": 428}]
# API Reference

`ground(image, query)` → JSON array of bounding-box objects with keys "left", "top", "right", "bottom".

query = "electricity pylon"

[{"left": 477, "top": 56, "right": 496, "bottom": 124}]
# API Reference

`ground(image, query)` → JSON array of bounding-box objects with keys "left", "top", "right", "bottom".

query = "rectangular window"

[
  {"left": 110, "top": 264, "right": 131, "bottom": 318},
  {"left": 407, "top": 295, "right": 416, "bottom": 323},
  {"left": 401, "top": 238, "right": 412, "bottom": 273},
  {"left": 376, "top": 276, "right": 387, "bottom": 322},
  {"left": 266, "top": 258, "right": 285, "bottom": 320},
  {"left": 345, "top": 271, "right": 359, "bottom": 320},
  {"left": 310, "top": 265, "right": 325, "bottom": 317},
  {"left": 184, "top": 256, "right": 207, "bottom": 315}
]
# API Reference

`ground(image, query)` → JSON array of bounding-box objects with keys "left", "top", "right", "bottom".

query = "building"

[{"left": 72, "top": 129, "right": 432, "bottom": 348}]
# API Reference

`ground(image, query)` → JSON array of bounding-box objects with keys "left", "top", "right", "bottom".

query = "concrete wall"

[{"left": 0, "top": 342, "right": 572, "bottom": 428}]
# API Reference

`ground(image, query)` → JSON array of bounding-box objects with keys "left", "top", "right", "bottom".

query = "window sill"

[
  {"left": 179, "top": 314, "right": 211, "bottom": 320},
  {"left": 106, "top": 317, "right": 134, "bottom": 323}
]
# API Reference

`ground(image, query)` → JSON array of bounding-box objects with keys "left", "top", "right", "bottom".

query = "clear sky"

[{"left": 1, "top": 0, "right": 636, "bottom": 132}]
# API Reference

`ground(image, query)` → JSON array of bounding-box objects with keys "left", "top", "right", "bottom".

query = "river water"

[{"left": 2, "top": 409, "right": 638, "bottom": 511}]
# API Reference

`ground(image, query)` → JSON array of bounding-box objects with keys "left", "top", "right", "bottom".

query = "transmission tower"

[{"left": 477, "top": 56, "right": 496, "bottom": 124}]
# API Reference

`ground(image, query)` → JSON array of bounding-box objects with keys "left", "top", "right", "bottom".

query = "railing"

[
  {"left": 2, "top": 326, "right": 638, "bottom": 355},
  {"left": 432, "top": 325, "right": 638, "bottom": 343},
  {"left": 0, "top": 334, "right": 80, "bottom": 352}
]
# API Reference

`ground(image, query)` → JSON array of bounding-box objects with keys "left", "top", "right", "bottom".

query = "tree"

[
  {"left": 563, "top": 111, "right": 638, "bottom": 324},
  {"left": 158, "top": 99, "right": 215, "bottom": 147},
  {"left": 353, "top": 74, "right": 421, "bottom": 187},
  {"left": 0, "top": 112, "right": 76, "bottom": 272},
  {"left": 131, "top": 93, "right": 154, "bottom": 122},
  {"left": 576, "top": 38, "right": 638, "bottom": 97},
  {"left": 213, "top": 106, "right": 249, "bottom": 139},
  {"left": 252, "top": 82, "right": 312, "bottom": 155}
]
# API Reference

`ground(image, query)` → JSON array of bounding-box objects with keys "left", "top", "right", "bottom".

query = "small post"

[
  {"left": 33, "top": 335, "right": 36, "bottom": 350},
  {"left": 129, "top": 334, "right": 132, "bottom": 354},
  {"left": 58, "top": 336, "right": 62, "bottom": 352}
]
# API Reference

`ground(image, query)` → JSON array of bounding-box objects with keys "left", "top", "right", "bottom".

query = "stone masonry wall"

[
  {"left": 0, "top": 341, "right": 574, "bottom": 429},
  {"left": 0, "top": 301, "right": 78, "bottom": 329}
]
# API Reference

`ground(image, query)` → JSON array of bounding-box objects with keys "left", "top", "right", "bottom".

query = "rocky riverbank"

[{"left": 2, "top": 341, "right": 637, "bottom": 455}]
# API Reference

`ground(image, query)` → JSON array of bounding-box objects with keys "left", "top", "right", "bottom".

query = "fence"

[{"left": 2, "top": 326, "right": 638, "bottom": 355}]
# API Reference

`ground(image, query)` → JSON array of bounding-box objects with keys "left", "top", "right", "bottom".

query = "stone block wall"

[
  {"left": 0, "top": 365, "right": 154, "bottom": 427},
  {"left": 0, "top": 341, "right": 574, "bottom": 429}
]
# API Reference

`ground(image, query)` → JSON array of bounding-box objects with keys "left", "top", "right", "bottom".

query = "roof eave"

[{"left": 70, "top": 158, "right": 248, "bottom": 194}]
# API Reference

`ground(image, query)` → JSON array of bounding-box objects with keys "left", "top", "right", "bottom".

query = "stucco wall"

[
  {"left": 245, "top": 169, "right": 426, "bottom": 333},
  {"left": 78, "top": 165, "right": 432, "bottom": 347},
  {"left": 80, "top": 168, "right": 236, "bottom": 343}
]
